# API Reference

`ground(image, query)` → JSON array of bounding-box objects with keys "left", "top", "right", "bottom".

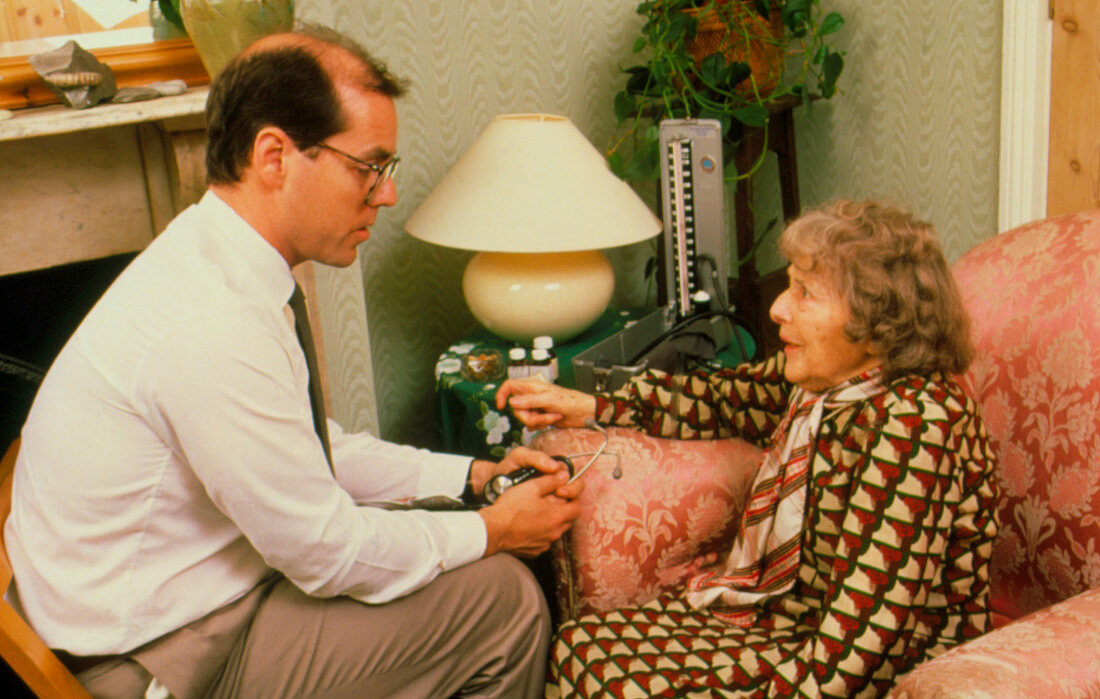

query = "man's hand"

[
  {"left": 495, "top": 378, "right": 597, "bottom": 429},
  {"left": 468, "top": 446, "right": 564, "bottom": 498},
  {"left": 478, "top": 474, "right": 584, "bottom": 558},
  {"left": 474, "top": 447, "right": 585, "bottom": 558}
]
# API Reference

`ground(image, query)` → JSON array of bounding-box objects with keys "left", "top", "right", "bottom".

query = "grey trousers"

[{"left": 78, "top": 555, "right": 551, "bottom": 698}]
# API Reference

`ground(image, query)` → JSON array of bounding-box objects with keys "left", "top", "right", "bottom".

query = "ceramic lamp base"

[{"left": 462, "top": 250, "right": 614, "bottom": 343}]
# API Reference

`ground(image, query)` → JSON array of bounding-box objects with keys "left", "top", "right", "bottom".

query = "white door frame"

[{"left": 998, "top": 2, "right": 1052, "bottom": 232}]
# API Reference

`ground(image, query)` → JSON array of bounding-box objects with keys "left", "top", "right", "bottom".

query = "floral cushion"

[
  {"left": 953, "top": 209, "right": 1100, "bottom": 620},
  {"left": 531, "top": 427, "right": 763, "bottom": 620},
  {"left": 890, "top": 585, "right": 1100, "bottom": 697}
]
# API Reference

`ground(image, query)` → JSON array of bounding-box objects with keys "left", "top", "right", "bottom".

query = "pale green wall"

[
  {"left": 755, "top": 0, "right": 1003, "bottom": 274},
  {"left": 298, "top": 0, "right": 1003, "bottom": 448}
]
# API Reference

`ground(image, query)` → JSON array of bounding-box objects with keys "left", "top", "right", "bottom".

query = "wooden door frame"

[{"left": 999, "top": 2, "right": 1052, "bottom": 232}]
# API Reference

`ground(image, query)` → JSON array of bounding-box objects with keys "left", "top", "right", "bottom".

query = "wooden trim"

[
  {"left": 0, "top": 38, "right": 209, "bottom": 111},
  {"left": 998, "top": 4, "right": 1051, "bottom": 232}
]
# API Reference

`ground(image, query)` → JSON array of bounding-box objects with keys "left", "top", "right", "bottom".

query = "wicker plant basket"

[{"left": 684, "top": 1, "right": 784, "bottom": 98}]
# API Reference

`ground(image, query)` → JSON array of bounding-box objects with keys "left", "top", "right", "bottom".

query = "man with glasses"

[{"left": 5, "top": 25, "right": 582, "bottom": 699}]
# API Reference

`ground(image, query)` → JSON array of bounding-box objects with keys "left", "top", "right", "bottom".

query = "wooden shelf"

[{"left": 0, "top": 86, "right": 208, "bottom": 142}]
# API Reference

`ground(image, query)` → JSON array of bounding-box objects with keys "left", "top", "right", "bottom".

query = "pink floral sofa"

[
  {"left": 532, "top": 209, "right": 1100, "bottom": 695},
  {"left": 532, "top": 427, "right": 763, "bottom": 618}
]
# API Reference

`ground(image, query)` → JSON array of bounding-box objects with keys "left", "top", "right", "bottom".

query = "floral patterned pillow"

[
  {"left": 954, "top": 209, "right": 1100, "bottom": 620},
  {"left": 532, "top": 427, "right": 763, "bottom": 620}
]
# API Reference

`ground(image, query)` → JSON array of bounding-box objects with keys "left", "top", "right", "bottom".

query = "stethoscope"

[{"left": 483, "top": 419, "right": 621, "bottom": 504}]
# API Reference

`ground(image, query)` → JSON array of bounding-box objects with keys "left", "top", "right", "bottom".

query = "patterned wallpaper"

[
  {"left": 296, "top": 0, "right": 1003, "bottom": 449},
  {"left": 786, "top": 0, "right": 1003, "bottom": 265}
]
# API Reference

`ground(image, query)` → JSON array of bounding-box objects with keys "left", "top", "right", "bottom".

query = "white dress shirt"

[{"left": 5, "top": 191, "right": 486, "bottom": 655}]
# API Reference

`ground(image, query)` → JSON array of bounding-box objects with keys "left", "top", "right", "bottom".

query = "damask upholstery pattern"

[
  {"left": 531, "top": 427, "right": 762, "bottom": 620},
  {"left": 889, "top": 210, "right": 1100, "bottom": 694},
  {"left": 952, "top": 209, "right": 1100, "bottom": 620},
  {"left": 890, "top": 586, "right": 1100, "bottom": 697}
]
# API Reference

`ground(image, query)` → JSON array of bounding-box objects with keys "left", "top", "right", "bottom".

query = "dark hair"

[
  {"left": 779, "top": 199, "right": 973, "bottom": 381},
  {"left": 204, "top": 24, "right": 408, "bottom": 184}
]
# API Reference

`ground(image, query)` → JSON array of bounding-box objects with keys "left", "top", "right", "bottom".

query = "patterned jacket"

[{"left": 593, "top": 353, "right": 1000, "bottom": 697}]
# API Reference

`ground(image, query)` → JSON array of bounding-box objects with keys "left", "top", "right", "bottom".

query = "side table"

[{"left": 435, "top": 308, "right": 755, "bottom": 460}]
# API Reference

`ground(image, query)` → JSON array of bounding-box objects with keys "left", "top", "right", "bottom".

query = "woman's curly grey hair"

[{"left": 778, "top": 199, "right": 973, "bottom": 382}]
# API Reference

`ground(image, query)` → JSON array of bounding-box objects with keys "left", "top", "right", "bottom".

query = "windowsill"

[{"left": 0, "top": 85, "right": 209, "bottom": 143}]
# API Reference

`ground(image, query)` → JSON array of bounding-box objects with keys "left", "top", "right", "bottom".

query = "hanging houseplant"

[{"left": 609, "top": 0, "right": 845, "bottom": 186}]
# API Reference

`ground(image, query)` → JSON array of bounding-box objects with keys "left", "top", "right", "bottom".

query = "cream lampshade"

[{"left": 405, "top": 113, "right": 661, "bottom": 343}]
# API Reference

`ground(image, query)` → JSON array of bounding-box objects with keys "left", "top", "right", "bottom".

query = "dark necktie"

[{"left": 288, "top": 283, "right": 334, "bottom": 473}]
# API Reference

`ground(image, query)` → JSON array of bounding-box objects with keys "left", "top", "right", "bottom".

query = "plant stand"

[{"left": 728, "top": 95, "right": 804, "bottom": 356}]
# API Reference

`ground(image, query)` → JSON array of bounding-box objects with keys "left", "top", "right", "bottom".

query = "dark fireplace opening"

[{"left": 1, "top": 252, "right": 137, "bottom": 454}]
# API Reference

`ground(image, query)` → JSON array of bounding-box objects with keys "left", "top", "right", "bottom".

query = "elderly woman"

[{"left": 496, "top": 200, "right": 999, "bottom": 697}]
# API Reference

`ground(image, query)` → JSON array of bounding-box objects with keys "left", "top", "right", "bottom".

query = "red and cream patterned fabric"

[
  {"left": 538, "top": 356, "right": 998, "bottom": 697},
  {"left": 953, "top": 209, "right": 1100, "bottom": 621},
  {"left": 684, "top": 371, "right": 887, "bottom": 626},
  {"left": 536, "top": 352, "right": 1003, "bottom": 695},
  {"left": 531, "top": 354, "right": 789, "bottom": 620},
  {"left": 531, "top": 427, "right": 762, "bottom": 620}
]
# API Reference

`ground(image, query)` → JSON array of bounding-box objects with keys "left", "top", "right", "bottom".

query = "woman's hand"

[{"left": 495, "top": 378, "right": 597, "bottom": 429}]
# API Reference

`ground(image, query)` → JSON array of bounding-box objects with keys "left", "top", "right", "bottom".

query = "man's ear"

[{"left": 250, "top": 126, "right": 293, "bottom": 187}]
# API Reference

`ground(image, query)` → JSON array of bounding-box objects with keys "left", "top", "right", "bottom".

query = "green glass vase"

[{"left": 180, "top": 0, "right": 294, "bottom": 77}]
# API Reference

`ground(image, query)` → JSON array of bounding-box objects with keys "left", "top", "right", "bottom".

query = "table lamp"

[{"left": 405, "top": 113, "right": 661, "bottom": 343}]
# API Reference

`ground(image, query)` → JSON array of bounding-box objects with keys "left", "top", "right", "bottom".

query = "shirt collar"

[{"left": 196, "top": 190, "right": 298, "bottom": 309}]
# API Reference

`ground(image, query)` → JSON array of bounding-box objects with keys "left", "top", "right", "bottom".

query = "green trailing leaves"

[
  {"left": 614, "top": 91, "right": 637, "bottom": 124},
  {"left": 604, "top": 0, "right": 847, "bottom": 272},
  {"left": 623, "top": 137, "right": 661, "bottom": 182},
  {"left": 728, "top": 61, "right": 752, "bottom": 89},
  {"left": 607, "top": 0, "right": 846, "bottom": 184},
  {"left": 158, "top": 0, "right": 186, "bottom": 35},
  {"left": 821, "top": 50, "right": 843, "bottom": 98},
  {"left": 608, "top": 150, "right": 626, "bottom": 179},
  {"left": 624, "top": 65, "right": 653, "bottom": 96},
  {"left": 781, "top": 0, "right": 813, "bottom": 37},
  {"left": 698, "top": 52, "right": 727, "bottom": 89},
  {"left": 732, "top": 104, "right": 768, "bottom": 127},
  {"left": 818, "top": 11, "right": 844, "bottom": 36}
]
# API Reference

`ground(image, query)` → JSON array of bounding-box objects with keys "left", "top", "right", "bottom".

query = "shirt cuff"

[
  {"left": 415, "top": 451, "right": 475, "bottom": 500},
  {"left": 430, "top": 510, "right": 488, "bottom": 567}
]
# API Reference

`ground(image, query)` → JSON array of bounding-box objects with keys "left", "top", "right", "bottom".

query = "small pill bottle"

[
  {"left": 532, "top": 335, "right": 558, "bottom": 381},
  {"left": 507, "top": 347, "right": 529, "bottom": 379},
  {"left": 529, "top": 348, "right": 554, "bottom": 382}
]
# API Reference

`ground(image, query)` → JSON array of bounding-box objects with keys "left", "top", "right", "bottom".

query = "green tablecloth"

[{"left": 434, "top": 308, "right": 755, "bottom": 460}]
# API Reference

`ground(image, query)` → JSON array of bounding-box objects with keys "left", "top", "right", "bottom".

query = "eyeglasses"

[{"left": 315, "top": 142, "right": 399, "bottom": 205}]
